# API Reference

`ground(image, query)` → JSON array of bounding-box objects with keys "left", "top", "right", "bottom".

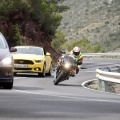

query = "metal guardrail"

[
  {"left": 83, "top": 53, "right": 120, "bottom": 59},
  {"left": 83, "top": 53, "right": 120, "bottom": 92},
  {"left": 96, "top": 65, "right": 120, "bottom": 92}
]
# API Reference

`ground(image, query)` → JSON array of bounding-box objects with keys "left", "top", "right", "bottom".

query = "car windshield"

[
  {"left": 14, "top": 47, "right": 43, "bottom": 55},
  {"left": 0, "top": 34, "right": 7, "bottom": 49}
]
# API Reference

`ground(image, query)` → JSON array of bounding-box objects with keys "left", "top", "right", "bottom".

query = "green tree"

[
  {"left": 51, "top": 29, "right": 67, "bottom": 52},
  {"left": 28, "top": 0, "right": 65, "bottom": 35},
  {"left": 12, "top": 24, "right": 21, "bottom": 46},
  {"left": 0, "top": 0, "right": 27, "bottom": 20},
  {"left": 0, "top": 0, "right": 68, "bottom": 46},
  {"left": 62, "top": 38, "right": 104, "bottom": 53}
]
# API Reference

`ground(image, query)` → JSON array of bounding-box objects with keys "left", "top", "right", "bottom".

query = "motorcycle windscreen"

[{"left": 62, "top": 55, "right": 75, "bottom": 65}]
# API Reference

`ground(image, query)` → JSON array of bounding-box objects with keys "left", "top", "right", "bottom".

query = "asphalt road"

[{"left": 0, "top": 58, "right": 120, "bottom": 120}]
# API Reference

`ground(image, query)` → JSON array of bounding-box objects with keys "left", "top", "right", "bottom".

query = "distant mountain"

[{"left": 59, "top": 0, "right": 120, "bottom": 52}]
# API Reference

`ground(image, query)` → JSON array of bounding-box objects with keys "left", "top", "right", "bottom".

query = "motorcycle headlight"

[
  {"left": 1, "top": 56, "right": 12, "bottom": 65},
  {"left": 64, "top": 62, "right": 71, "bottom": 68}
]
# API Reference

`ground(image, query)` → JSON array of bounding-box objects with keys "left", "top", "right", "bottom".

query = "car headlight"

[
  {"left": 64, "top": 62, "right": 71, "bottom": 68},
  {"left": 1, "top": 56, "right": 12, "bottom": 65},
  {"left": 35, "top": 60, "right": 43, "bottom": 63}
]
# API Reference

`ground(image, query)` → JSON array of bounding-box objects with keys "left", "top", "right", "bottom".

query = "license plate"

[{"left": 14, "top": 64, "right": 27, "bottom": 68}]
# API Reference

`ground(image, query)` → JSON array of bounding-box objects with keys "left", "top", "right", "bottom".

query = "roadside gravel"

[{"left": 85, "top": 80, "right": 120, "bottom": 95}]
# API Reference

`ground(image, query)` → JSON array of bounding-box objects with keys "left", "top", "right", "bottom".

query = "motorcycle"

[{"left": 53, "top": 55, "right": 79, "bottom": 85}]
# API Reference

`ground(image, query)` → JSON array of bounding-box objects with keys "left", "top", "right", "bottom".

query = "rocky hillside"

[
  {"left": 0, "top": 0, "right": 65, "bottom": 63},
  {"left": 59, "top": 0, "right": 120, "bottom": 52},
  {"left": 0, "top": 12, "right": 60, "bottom": 63}
]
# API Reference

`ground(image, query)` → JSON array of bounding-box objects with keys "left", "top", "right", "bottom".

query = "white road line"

[
  {"left": 14, "top": 77, "right": 27, "bottom": 79},
  {"left": 80, "top": 71, "right": 95, "bottom": 72},
  {"left": 13, "top": 89, "right": 120, "bottom": 103},
  {"left": 81, "top": 79, "right": 97, "bottom": 87}
]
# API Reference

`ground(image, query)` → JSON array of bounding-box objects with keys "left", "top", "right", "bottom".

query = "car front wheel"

[
  {"left": 3, "top": 80, "right": 13, "bottom": 89},
  {"left": 38, "top": 64, "right": 45, "bottom": 77},
  {"left": 14, "top": 72, "right": 17, "bottom": 76},
  {"left": 45, "top": 64, "right": 52, "bottom": 76}
]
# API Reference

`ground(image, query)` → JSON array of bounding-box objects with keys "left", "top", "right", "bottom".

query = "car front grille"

[
  {"left": 14, "top": 60, "right": 34, "bottom": 65},
  {"left": 14, "top": 68, "right": 32, "bottom": 70}
]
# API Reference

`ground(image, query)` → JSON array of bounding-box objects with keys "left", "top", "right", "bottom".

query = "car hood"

[
  {"left": 12, "top": 54, "right": 45, "bottom": 60},
  {"left": 0, "top": 49, "right": 10, "bottom": 61}
]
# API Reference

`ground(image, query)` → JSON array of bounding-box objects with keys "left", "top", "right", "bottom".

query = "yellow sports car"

[{"left": 12, "top": 46, "right": 52, "bottom": 77}]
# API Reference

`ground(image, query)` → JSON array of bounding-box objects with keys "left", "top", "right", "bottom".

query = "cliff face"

[{"left": 0, "top": 11, "right": 60, "bottom": 63}]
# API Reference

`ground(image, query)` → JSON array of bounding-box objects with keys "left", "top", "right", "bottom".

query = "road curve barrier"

[
  {"left": 96, "top": 65, "right": 120, "bottom": 92},
  {"left": 83, "top": 53, "right": 120, "bottom": 59}
]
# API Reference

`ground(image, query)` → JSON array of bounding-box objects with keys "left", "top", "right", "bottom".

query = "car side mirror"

[
  {"left": 10, "top": 47, "right": 17, "bottom": 52},
  {"left": 46, "top": 52, "right": 51, "bottom": 56}
]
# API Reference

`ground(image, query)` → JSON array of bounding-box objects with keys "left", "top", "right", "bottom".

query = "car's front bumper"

[
  {"left": 0, "top": 65, "right": 13, "bottom": 83},
  {"left": 14, "top": 63, "right": 44, "bottom": 73}
]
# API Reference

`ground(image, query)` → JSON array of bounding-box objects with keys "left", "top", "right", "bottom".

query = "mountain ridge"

[{"left": 59, "top": 0, "right": 120, "bottom": 52}]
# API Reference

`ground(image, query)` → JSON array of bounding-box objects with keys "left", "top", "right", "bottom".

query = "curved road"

[{"left": 0, "top": 58, "right": 120, "bottom": 120}]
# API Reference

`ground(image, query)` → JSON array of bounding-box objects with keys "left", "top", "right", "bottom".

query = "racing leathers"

[{"left": 70, "top": 50, "right": 83, "bottom": 74}]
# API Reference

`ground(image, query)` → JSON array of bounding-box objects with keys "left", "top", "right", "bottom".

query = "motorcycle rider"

[
  {"left": 54, "top": 48, "right": 83, "bottom": 85},
  {"left": 56, "top": 47, "right": 83, "bottom": 74},
  {"left": 70, "top": 46, "right": 83, "bottom": 74}
]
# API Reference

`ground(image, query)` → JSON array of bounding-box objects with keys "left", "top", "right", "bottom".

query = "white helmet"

[{"left": 73, "top": 46, "right": 80, "bottom": 56}]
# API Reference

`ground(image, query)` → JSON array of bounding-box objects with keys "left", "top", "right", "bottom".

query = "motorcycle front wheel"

[{"left": 53, "top": 71, "right": 64, "bottom": 85}]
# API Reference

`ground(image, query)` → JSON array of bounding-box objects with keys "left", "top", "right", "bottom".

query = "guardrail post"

[
  {"left": 98, "top": 78, "right": 102, "bottom": 91},
  {"left": 104, "top": 81, "right": 108, "bottom": 92},
  {"left": 96, "top": 65, "right": 120, "bottom": 93}
]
